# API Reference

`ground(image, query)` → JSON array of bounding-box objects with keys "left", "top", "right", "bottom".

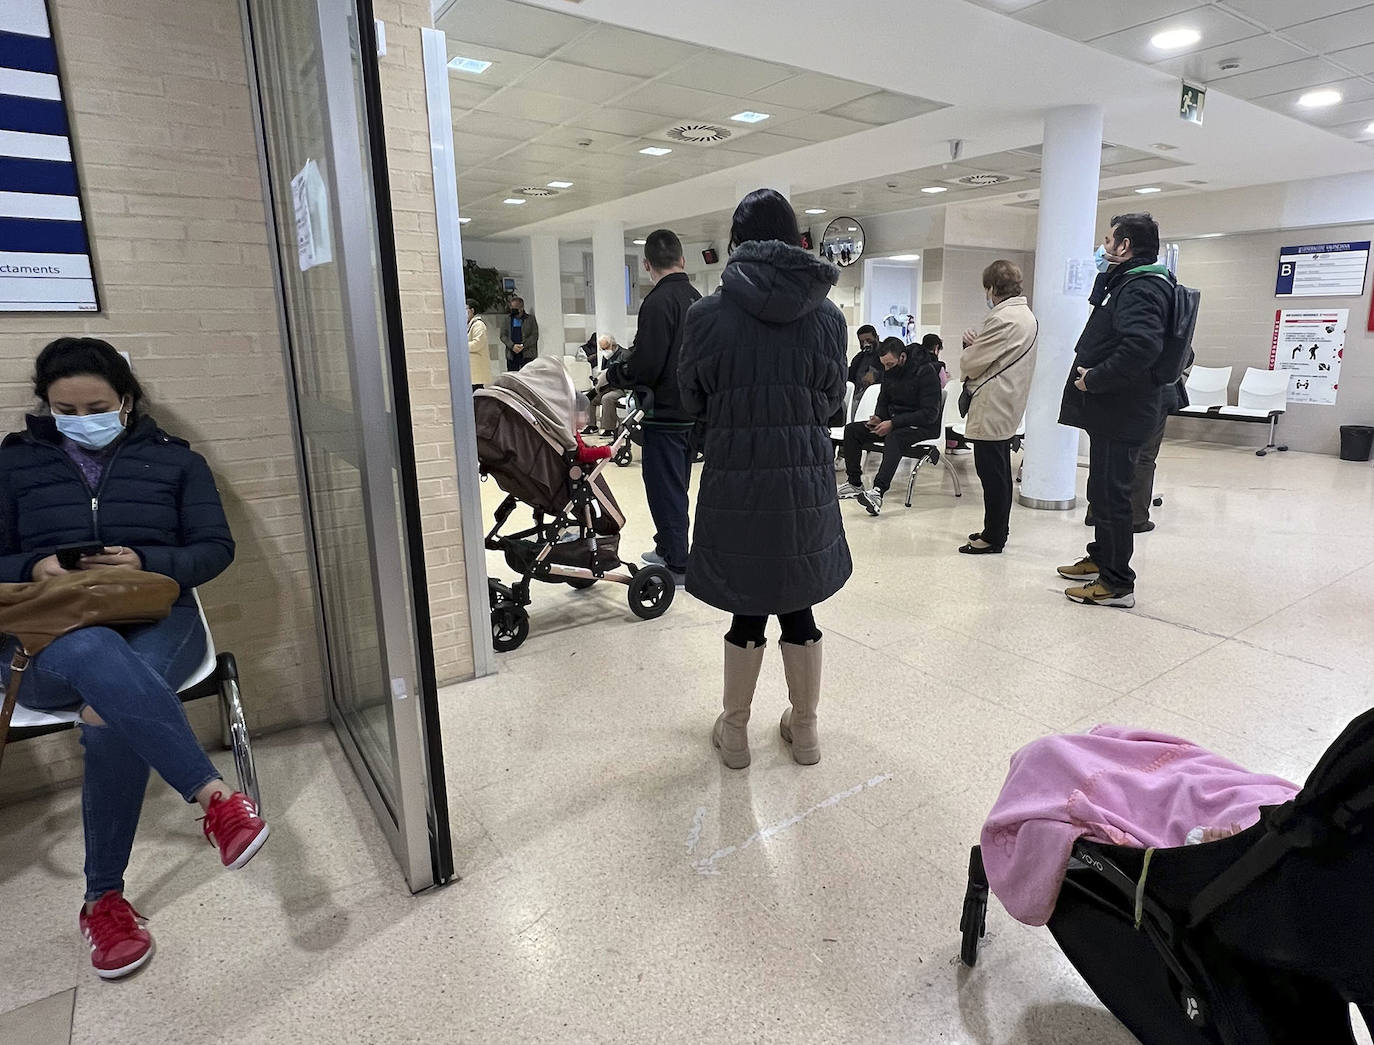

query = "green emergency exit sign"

[{"left": 1180, "top": 82, "right": 1206, "bottom": 124}]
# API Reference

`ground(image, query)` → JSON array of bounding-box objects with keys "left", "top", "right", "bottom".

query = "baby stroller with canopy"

[
  {"left": 474, "top": 358, "right": 675, "bottom": 652},
  {"left": 958, "top": 709, "right": 1374, "bottom": 1043}
]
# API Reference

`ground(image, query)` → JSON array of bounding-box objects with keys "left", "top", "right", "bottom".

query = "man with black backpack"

[{"left": 1057, "top": 212, "right": 1197, "bottom": 608}]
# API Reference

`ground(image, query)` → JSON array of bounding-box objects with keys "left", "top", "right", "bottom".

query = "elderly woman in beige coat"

[
  {"left": 957, "top": 260, "right": 1038, "bottom": 555},
  {"left": 467, "top": 298, "right": 492, "bottom": 388}
]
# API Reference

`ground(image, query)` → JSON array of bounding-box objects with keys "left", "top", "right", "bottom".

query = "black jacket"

[
  {"left": 875, "top": 351, "right": 941, "bottom": 438},
  {"left": 679, "top": 241, "right": 853, "bottom": 616},
  {"left": 848, "top": 348, "right": 883, "bottom": 389},
  {"left": 1059, "top": 261, "right": 1172, "bottom": 444},
  {"left": 0, "top": 415, "right": 235, "bottom": 606},
  {"left": 608, "top": 271, "right": 701, "bottom": 425}
]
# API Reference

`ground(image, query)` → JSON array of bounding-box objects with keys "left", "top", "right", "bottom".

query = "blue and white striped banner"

[{"left": 0, "top": 0, "right": 97, "bottom": 312}]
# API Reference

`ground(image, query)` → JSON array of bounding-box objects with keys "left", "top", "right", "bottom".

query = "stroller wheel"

[
  {"left": 491, "top": 603, "right": 529, "bottom": 652},
  {"left": 565, "top": 577, "right": 597, "bottom": 591},
  {"left": 959, "top": 845, "right": 989, "bottom": 968},
  {"left": 613, "top": 444, "right": 633, "bottom": 468},
  {"left": 628, "top": 565, "right": 675, "bottom": 620}
]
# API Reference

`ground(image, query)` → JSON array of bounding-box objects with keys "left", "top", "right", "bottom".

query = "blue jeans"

[
  {"left": 641, "top": 425, "right": 693, "bottom": 573},
  {"left": 3, "top": 605, "right": 220, "bottom": 900}
]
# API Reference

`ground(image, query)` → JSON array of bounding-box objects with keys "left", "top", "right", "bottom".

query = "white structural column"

[
  {"left": 591, "top": 219, "right": 627, "bottom": 347},
  {"left": 526, "top": 232, "right": 565, "bottom": 357},
  {"left": 1019, "top": 105, "right": 1104, "bottom": 510}
]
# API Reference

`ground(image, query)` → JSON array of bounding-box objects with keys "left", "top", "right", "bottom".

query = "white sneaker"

[
  {"left": 857, "top": 487, "right": 884, "bottom": 516},
  {"left": 837, "top": 482, "right": 863, "bottom": 500}
]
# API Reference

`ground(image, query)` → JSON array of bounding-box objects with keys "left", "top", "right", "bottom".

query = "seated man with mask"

[{"left": 837, "top": 338, "right": 941, "bottom": 516}]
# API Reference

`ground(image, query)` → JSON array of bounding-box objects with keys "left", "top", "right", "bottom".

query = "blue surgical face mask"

[
  {"left": 54, "top": 407, "right": 126, "bottom": 450},
  {"left": 986, "top": 296, "right": 996, "bottom": 310},
  {"left": 1093, "top": 245, "right": 1111, "bottom": 273}
]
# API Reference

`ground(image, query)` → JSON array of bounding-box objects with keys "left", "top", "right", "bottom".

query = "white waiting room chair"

[{"left": 1178, "top": 365, "right": 1233, "bottom": 415}]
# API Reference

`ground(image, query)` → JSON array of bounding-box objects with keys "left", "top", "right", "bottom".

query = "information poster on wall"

[
  {"left": 0, "top": 0, "right": 99, "bottom": 311},
  {"left": 1269, "top": 309, "right": 1347, "bottom": 405},
  {"left": 1275, "top": 241, "right": 1369, "bottom": 297}
]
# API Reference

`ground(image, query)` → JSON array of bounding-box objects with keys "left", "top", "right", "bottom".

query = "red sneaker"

[
  {"left": 79, "top": 891, "right": 152, "bottom": 980},
  {"left": 202, "top": 791, "right": 270, "bottom": 870}
]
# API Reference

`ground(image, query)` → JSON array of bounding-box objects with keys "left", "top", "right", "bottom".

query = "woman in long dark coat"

[{"left": 678, "top": 189, "right": 853, "bottom": 769}]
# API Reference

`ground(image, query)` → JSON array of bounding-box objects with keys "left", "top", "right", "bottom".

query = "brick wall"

[
  {"left": 372, "top": 0, "right": 475, "bottom": 684},
  {"left": 0, "top": 0, "right": 327, "bottom": 803}
]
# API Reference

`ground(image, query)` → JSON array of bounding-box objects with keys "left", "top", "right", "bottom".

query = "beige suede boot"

[
  {"left": 712, "top": 639, "right": 766, "bottom": 770},
  {"left": 779, "top": 639, "right": 822, "bottom": 765}
]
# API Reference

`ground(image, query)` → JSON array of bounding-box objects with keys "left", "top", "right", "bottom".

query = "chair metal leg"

[
  {"left": 905, "top": 461, "right": 921, "bottom": 508},
  {"left": 216, "top": 653, "right": 261, "bottom": 816},
  {"left": 947, "top": 455, "right": 962, "bottom": 497}
]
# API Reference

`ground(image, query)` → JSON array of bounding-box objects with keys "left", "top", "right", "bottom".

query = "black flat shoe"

[
  {"left": 958, "top": 541, "right": 1003, "bottom": 555},
  {"left": 968, "top": 532, "right": 983, "bottom": 542}
]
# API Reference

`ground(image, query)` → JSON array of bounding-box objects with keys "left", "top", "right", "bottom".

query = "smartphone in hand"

[{"left": 56, "top": 542, "right": 104, "bottom": 570}]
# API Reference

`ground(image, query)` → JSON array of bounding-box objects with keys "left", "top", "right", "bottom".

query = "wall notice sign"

[
  {"left": 1269, "top": 309, "right": 1347, "bottom": 406},
  {"left": 1275, "top": 241, "right": 1369, "bottom": 297},
  {"left": 290, "top": 159, "right": 332, "bottom": 271},
  {"left": 0, "top": 0, "right": 99, "bottom": 312},
  {"left": 1180, "top": 81, "right": 1206, "bottom": 124},
  {"left": 1064, "top": 258, "right": 1095, "bottom": 297}
]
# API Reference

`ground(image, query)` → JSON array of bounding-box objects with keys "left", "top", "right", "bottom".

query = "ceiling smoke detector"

[
  {"left": 954, "top": 173, "right": 1012, "bottom": 187},
  {"left": 1218, "top": 57, "right": 1241, "bottom": 72},
  {"left": 663, "top": 123, "right": 733, "bottom": 146},
  {"left": 515, "top": 186, "right": 559, "bottom": 197}
]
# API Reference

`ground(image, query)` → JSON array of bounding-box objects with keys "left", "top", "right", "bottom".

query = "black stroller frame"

[
  {"left": 484, "top": 388, "right": 674, "bottom": 652},
  {"left": 959, "top": 709, "right": 1374, "bottom": 1044}
]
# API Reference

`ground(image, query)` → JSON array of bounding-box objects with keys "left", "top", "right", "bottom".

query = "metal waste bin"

[{"left": 1339, "top": 425, "right": 1374, "bottom": 462}]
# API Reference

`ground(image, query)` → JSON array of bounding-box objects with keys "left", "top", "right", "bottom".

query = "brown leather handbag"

[{"left": 0, "top": 567, "right": 180, "bottom": 767}]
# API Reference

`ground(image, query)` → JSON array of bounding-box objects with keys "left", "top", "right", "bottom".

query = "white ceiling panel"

[
  {"left": 573, "top": 107, "right": 668, "bottom": 137},
  {"left": 748, "top": 73, "right": 878, "bottom": 111},
  {"left": 1150, "top": 34, "right": 1310, "bottom": 82},
  {"left": 451, "top": 134, "right": 516, "bottom": 165},
  {"left": 1102, "top": 156, "right": 1191, "bottom": 174},
  {"left": 966, "top": 0, "right": 1052, "bottom": 11},
  {"left": 765, "top": 112, "right": 873, "bottom": 142},
  {"left": 660, "top": 52, "right": 795, "bottom": 96},
  {"left": 1332, "top": 41, "right": 1374, "bottom": 74},
  {"left": 1282, "top": 7, "right": 1374, "bottom": 52},
  {"left": 1090, "top": 6, "right": 1262, "bottom": 64},
  {"left": 1017, "top": 0, "right": 1199, "bottom": 43},
  {"left": 1256, "top": 75, "right": 1374, "bottom": 106},
  {"left": 442, "top": 44, "right": 542, "bottom": 87},
  {"left": 504, "top": 142, "right": 598, "bottom": 167},
  {"left": 523, "top": 61, "right": 645, "bottom": 104},
  {"left": 447, "top": 78, "right": 501, "bottom": 111},
  {"left": 1278, "top": 95, "right": 1374, "bottom": 125},
  {"left": 436, "top": 0, "right": 591, "bottom": 57},
  {"left": 454, "top": 109, "right": 557, "bottom": 142},
  {"left": 1218, "top": 57, "right": 1350, "bottom": 100},
  {"left": 828, "top": 91, "right": 946, "bottom": 124},
  {"left": 532, "top": 125, "right": 637, "bottom": 151},
  {"left": 1223, "top": 0, "right": 1371, "bottom": 29},
  {"left": 618, "top": 81, "right": 740, "bottom": 120},
  {"left": 552, "top": 25, "right": 703, "bottom": 78},
  {"left": 718, "top": 130, "right": 814, "bottom": 155},
  {"left": 1327, "top": 116, "right": 1374, "bottom": 136},
  {"left": 477, "top": 86, "right": 595, "bottom": 123}
]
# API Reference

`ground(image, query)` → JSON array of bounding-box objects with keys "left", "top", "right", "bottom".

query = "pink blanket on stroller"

[{"left": 981, "top": 725, "right": 1299, "bottom": 926}]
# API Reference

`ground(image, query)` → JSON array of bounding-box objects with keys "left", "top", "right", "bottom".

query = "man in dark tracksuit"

[
  {"left": 1057, "top": 213, "right": 1172, "bottom": 608},
  {"left": 605, "top": 228, "right": 701, "bottom": 580},
  {"left": 838, "top": 337, "right": 941, "bottom": 516}
]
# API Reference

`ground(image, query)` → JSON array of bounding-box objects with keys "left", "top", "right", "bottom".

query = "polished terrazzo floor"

[{"left": 2, "top": 439, "right": 1372, "bottom": 1044}]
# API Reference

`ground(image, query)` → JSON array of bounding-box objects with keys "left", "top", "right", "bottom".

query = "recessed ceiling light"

[
  {"left": 920, "top": 186, "right": 948, "bottom": 194},
  {"left": 730, "top": 111, "right": 771, "bottom": 124},
  {"left": 804, "top": 208, "right": 827, "bottom": 215},
  {"left": 639, "top": 146, "right": 672, "bottom": 156},
  {"left": 1298, "top": 89, "right": 1342, "bottom": 108},
  {"left": 458, "top": 217, "right": 471, "bottom": 224},
  {"left": 1197, "top": 233, "right": 1223, "bottom": 238},
  {"left": 547, "top": 180, "right": 574, "bottom": 189},
  {"left": 1364, "top": 121, "right": 1374, "bottom": 134},
  {"left": 632, "top": 239, "right": 647, "bottom": 245},
  {"left": 1135, "top": 186, "right": 1162, "bottom": 194},
  {"left": 503, "top": 198, "right": 527, "bottom": 205},
  {"left": 447, "top": 56, "right": 492, "bottom": 74},
  {"left": 890, "top": 254, "right": 921, "bottom": 261},
  {"left": 846, "top": 226, "right": 857, "bottom": 232},
  {"left": 1150, "top": 27, "right": 1201, "bottom": 51}
]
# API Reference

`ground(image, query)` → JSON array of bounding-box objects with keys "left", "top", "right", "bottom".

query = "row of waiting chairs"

[{"left": 1178, "top": 366, "right": 1290, "bottom": 456}]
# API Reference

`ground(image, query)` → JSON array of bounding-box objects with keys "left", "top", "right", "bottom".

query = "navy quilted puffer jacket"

[
  {"left": 678, "top": 240, "right": 853, "bottom": 616},
  {"left": 0, "top": 414, "right": 235, "bottom": 603}
]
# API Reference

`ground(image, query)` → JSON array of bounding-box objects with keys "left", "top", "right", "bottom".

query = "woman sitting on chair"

[{"left": 0, "top": 337, "right": 268, "bottom": 980}]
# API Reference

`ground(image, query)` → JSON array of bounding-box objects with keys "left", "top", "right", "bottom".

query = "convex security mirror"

[{"left": 820, "top": 217, "right": 865, "bottom": 267}]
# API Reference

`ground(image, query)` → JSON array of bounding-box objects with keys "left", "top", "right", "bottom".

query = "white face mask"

[
  {"left": 987, "top": 296, "right": 997, "bottom": 310},
  {"left": 54, "top": 404, "right": 127, "bottom": 450}
]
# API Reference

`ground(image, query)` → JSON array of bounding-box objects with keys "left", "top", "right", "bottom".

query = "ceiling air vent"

[
  {"left": 515, "top": 186, "right": 559, "bottom": 197},
  {"left": 954, "top": 173, "right": 1012, "bottom": 187},
  {"left": 663, "top": 123, "right": 733, "bottom": 146}
]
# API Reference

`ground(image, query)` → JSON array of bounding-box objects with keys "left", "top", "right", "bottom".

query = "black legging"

[{"left": 727, "top": 607, "right": 821, "bottom": 648}]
